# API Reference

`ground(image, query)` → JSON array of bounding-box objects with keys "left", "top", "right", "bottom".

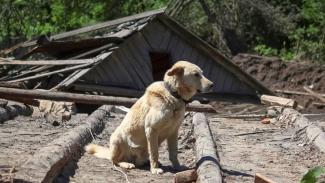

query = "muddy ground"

[
  {"left": 233, "top": 54, "right": 325, "bottom": 113},
  {"left": 55, "top": 112, "right": 196, "bottom": 183},
  {"left": 0, "top": 112, "right": 87, "bottom": 182},
  {"left": 208, "top": 112, "right": 325, "bottom": 183}
]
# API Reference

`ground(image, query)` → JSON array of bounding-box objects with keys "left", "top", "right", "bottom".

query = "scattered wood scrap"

[
  {"left": 255, "top": 173, "right": 277, "bottom": 183},
  {"left": 174, "top": 169, "right": 197, "bottom": 183},
  {"left": 260, "top": 95, "right": 297, "bottom": 108}
]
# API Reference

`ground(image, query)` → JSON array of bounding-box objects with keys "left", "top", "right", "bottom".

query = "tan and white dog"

[{"left": 85, "top": 61, "right": 213, "bottom": 174}]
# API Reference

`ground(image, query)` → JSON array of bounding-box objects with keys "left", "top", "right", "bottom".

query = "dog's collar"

[{"left": 164, "top": 82, "right": 191, "bottom": 104}]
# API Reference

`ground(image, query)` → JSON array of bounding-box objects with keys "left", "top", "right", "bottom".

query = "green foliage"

[
  {"left": 0, "top": 0, "right": 167, "bottom": 47},
  {"left": 300, "top": 167, "right": 325, "bottom": 183}
]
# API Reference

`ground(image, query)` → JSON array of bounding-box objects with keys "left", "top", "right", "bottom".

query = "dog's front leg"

[
  {"left": 167, "top": 130, "right": 181, "bottom": 169},
  {"left": 146, "top": 127, "right": 163, "bottom": 174}
]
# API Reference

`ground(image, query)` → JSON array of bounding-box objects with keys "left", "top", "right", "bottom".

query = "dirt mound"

[{"left": 233, "top": 54, "right": 325, "bottom": 113}]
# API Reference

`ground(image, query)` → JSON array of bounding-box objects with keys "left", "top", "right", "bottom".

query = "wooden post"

[
  {"left": 14, "top": 105, "right": 113, "bottom": 183},
  {"left": 193, "top": 113, "right": 223, "bottom": 183},
  {"left": 0, "top": 87, "right": 217, "bottom": 113}
]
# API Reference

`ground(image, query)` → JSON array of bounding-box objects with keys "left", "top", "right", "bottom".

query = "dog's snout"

[{"left": 209, "top": 83, "right": 214, "bottom": 89}]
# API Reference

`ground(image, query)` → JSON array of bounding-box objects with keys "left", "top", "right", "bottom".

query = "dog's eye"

[{"left": 194, "top": 73, "right": 200, "bottom": 77}]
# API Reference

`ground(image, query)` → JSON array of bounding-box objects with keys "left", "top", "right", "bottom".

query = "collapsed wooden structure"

[{"left": 0, "top": 8, "right": 273, "bottom": 106}]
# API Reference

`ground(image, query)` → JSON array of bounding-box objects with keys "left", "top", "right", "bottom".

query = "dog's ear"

[{"left": 167, "top": 66, "right": 184, "bottom": 76}]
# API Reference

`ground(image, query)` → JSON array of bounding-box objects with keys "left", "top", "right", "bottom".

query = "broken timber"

[
  {"left": 0, "top": 87, "right": 217, "bottom": 113},
  {"left": 174, "top": 169, "right": 197, "bottom": 183},
  {"left": 14, "top": 105, "right": 112, "bottom": 183},
  {"left": 260, "top": 95, "right": 297, "bottom": 108},
  {"left": 193, "top": 113, "right": 222, "bottom": 183},
  {"left": 0, "top": 58, "right": 96, "bottom": 65}
]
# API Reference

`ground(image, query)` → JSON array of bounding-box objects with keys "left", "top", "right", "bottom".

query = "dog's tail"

[{"left": 84, "top": 144, "right": 111, "bottom": 160}]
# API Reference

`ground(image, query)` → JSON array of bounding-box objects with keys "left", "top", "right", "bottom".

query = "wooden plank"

[
  {"left": 14, "top": 105, "right": 113, "bottom": 183},
  {"left": 172, "top": 36, "right": 186, "bottom": 61},
  {"left": 255, "top": 173, "right": 277, "bottom": 183},
  {"left": 73, "top": 83, "right": 144, "bottom": 98},
  {"left": 0, "top": 58, "right": 95, "bottom": 65},
  {"left": 109, "top": 54, "right": 135, "bottom": 87},
  {"left": 7, "top": 63, "right": 92, "bottom": 83},
  {"left": 157, "top": 15, "right": 274, "bottom": 95},
  {"left": 122, "top": 41, "right": 151, "bottom": 87},
  {"left": 2, "top": 66, "right": 52, "bottom": 81},
  {"left": 213, "top": 66, "right": 227, "bottom": 92},
  {"left": 115, "top": 48, "right": 145, "bottom": 89},
  {"left": 275, "top": 89, "right": 325, "bottom": 97},
  {"left": 303, "top": 86, "right": 325, "bottom": 103},
  {"left": 192, "top": 112, "right": 222, "bottom": 183},
  {"left": 261, "top": 95, "right": 297, "bottom": 108},
  {"left": 7, "top": 52, "right": 110, "bottom": 83},
  {"left": 68, "top": 43, "right": 116, "bottom": 59},
  {"left": 127, "top": 33, "right": 153, "bottom": 80},
  {"left": 141, "top": 20, "right": 167, "bottom": 50},
  {"left": 157, "top": 25, "right": 172, "bottom": 50},
  {"left": 223, "top": 73, "right": 235, "bottom": 93}
]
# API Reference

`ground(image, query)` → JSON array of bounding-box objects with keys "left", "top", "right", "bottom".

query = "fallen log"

[
  {"left": 193, "top": 113, "right": 222, "bottom": 183},
  {"left": 260, "top": 95, "right": 297, "bottom": 108},
  {"left": 14, "top": 105, "right": 113, "bottom": 183},
  {"left": 0, "top": 102, "right": 33, "bottom": 123},
  {"left": 174, "top": 169, "right": 197, "bottom": 183},
  {"left": 0, "top": 87, "right": 217, "bottom": 113}
]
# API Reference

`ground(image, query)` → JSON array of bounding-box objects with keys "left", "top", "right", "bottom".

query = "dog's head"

[{"left": 164, "top": 61, "right": 214, "bottom": 100}]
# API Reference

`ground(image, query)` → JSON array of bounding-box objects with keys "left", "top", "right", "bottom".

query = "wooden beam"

[
  {"left": 6, "top": 52, "right": 110, "bottom": 83},
  {"left": 193, "top": 113, "right": 223, "bottom": 183},
  {"left": 260, "top": 95, "right": 297, "bottom": 108},
  {"left": 7, "top": 63, "right": 92, "bottom": 83},
  {"left": 0, "top": 58, "right": 96, "bottom": 65},
  {"left": 73, "top": 83, "right": 144, "bottom": 98},
  {"left": 0, "top": 87, "right": 217, "bottom": 113},
  {"left": 14, "top": 105, "right": 112, "bottom": 183},
  {"left": 275, "top": 89, "right": 325, "bottom": 97},
  {"left": 303, "top": 86, "right": 325, "bottom": 103}
]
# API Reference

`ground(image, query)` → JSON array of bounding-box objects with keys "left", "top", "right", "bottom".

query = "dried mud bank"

[{"left": 233, "top": 54, "right": 325, "bottom": 113}]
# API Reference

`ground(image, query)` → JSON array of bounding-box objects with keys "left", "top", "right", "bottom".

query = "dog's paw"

[
  {"left": 118, "top": 162, "right": 135, "bottom": 169},
  {"left": 151, "top": 168, "right": 164, "bottom": 174}
]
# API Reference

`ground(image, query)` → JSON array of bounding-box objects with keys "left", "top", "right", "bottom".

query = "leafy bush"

[{"left": 300, "top": 167, "right": 325, "bottom": 183}]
